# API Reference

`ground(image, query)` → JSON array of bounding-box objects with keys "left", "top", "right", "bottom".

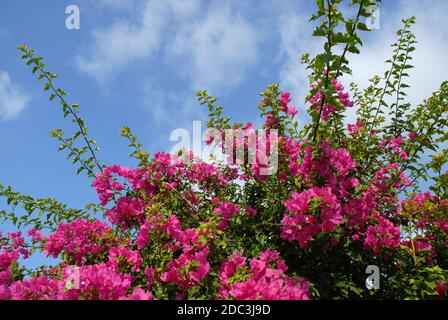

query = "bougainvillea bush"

[{"left": 1, "top": 0, "right": 447, "bottom": 300}]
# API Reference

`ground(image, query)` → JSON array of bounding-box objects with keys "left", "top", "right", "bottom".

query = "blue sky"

[{"left": 1, "top": 0, "right": 447, "bottom": 268}]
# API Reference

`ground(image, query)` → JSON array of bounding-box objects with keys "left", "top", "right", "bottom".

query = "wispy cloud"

[
  {"left": 76, "top": 0, "right": 258, "bottom": 93},
  {"left": 275, "top": 0, "right": 448, "bottom": 125},
  {"left": 94, "top": 0, "right": 134, "bottom": 10},
  {"left": 75, "top": 1, "right": 171, "bottom": 84},
  {"left": 274, "top": 1, "right": 323, "bottom": 126},
  {"left": 342, "top": 0, "right": 448, "bottom": 123},
  {"left": 78, "top": 0, "right": 447, "bottom": 129},
  {"left": 76, "top": 0, "right": 261, "bottom": 134},
  {"left": 277, "top": 10, "right": 321, "bottom": 106},
  {"left": 167, "top": 2, "right": 259, "bottom": 92},
  {"left": 140, "top": 78, "right": 208, "bottom": 153},
  {"left": 350, "top": 0, "right": 448, "bottom": 102},
  {"left": 142, "top": 80, "right": 204, "bottom": 127},
  {"left": 0, "top": 70, "right": 30, "bottom": 121}
]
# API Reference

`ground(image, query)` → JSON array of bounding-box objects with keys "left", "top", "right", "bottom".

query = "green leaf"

[{"left": 357, "top": 22, "right": 370, "bottom": 31}]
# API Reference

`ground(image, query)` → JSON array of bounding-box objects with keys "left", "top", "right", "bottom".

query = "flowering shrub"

[
  {"left": 0, "top": 0, "right": 447, "bottom": 300},
  {"left": 218, "top": 250, "right": 309, "bottom": 300}
]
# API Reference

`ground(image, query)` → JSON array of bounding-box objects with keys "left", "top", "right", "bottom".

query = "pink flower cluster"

[
  {"left": 264, "top": 113, "right": 279, "bottom": 128},
  {"left": 136, "top": 213, "right": 213, "bottom": 292},
  {"left": 347, "top": 120, "right": 364, "bottom": 133},
  {"left": 332, "top": 78, "right": 354, "bottom": 108},
  {"left": 398, "top": 192, "right": 448, "bottom": 258},
  {"left": 1, "top": 262, "right": 153, "bottom": 300},
  {"left": 281, "top": 187, "right": 343, "bottom": 248},
  {"left": 0, "top": 251, "right": 17, "bottom": 299},
  {"left": 6, "top": 277, "right": 64, "bottom": 300},
  {"left": 309, "top": 78, "right": 354, "bottom": 121},
  {"left": 93, "top": 155, "right": 240, "bottom": 213},
  {"left": 401, "top": 238, "right": 432, "bottom": 253},
  {"left": 214, "top": 202, "right": 240, "bottom": 230},
  {"left": 364, "top": 214, "right": 401, "bottom": 255},
  {"left": 0, "top": 232, "right": 31, "bottom": 299},
  {"left": 342, "top": 162, "right": 418, "bottom": 248},
  {"left": 159, "top": 226, "right": 213, "bottom": 293},
  {"left": 1, "top": 227, "right": 149, "bottom": 300},
  {"left": 279, "top": 91, "right": 298, "bottom": 117},
  {"left": 379, "top": 137, "right": 409, "bottom": 161},
  {"left": 161, "top": 249, "right": 210, "bottom": 291},
  {"left": 108, "top": 245, "right": 142, "bottom": 273},
  {"left": 435, "top": 279, "right": 448, "bottom": 296},
  {"left": 27, "top": 229, "right": 46, "bottom": 242},
  {"left": 218, "top": 249, "right": 310, "bottom": 300},
  {"left": 106, "top": 197, "right": 144, "bottom": 230},
  {"left": 45, "top": 219, "right": 115, "bottom": 264},
  {"left": 399, "top": 192, "right": 448, "bottom": 233},
  {"left": 206, "top": 123, "right": 278, "bottom": 182},
  {"left": 286, "top": 141, "right": 358, "bottom": 197},
  {"left": 62, "top": 263, "right": 134, "bottom": 300},
  {"left": 370, "top": 163, "right": 411, "bottom": 193},
  {"left": 1, "top": 225, "right": 152, "bottom": 300},
  {"left": 136, "top": 214, "right": 182, "bottom": 250},
  {"left": 342, "top": 164, "right": 404, "bottom": 232},
  {"left": 343, "top": 192, "right": 377, "bottom": 228}
]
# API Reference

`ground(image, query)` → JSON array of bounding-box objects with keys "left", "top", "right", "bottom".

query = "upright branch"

[
  {"left": 369, "top": 17, "right": 416, "bottom": 133},
  {"left": 120, "top": 127, "right": 150, "bottom": 166},
  {"left": 312, "top": 0, "right": 334, "bottom": 142},
  {"left": 18, "top": 44, "right": 103, "bottom": 178},
  {"left": 306, "top": 0, "right": 379, "bottom": 143}
]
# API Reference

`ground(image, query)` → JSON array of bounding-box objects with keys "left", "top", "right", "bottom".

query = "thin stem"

[
  {"left": 392, "top": 40, "right": 412, "bottom": 137},
  {"left": 312, "top": 0, "right": 365, "bottom": 142},
  {"left": 54, "top": 132, "right": 96, "bottom": 177},
  {"left": 23, "top": 48, "right": 103, "bottom": 174},
  {"left": 369, "top": 23, "right": 410, "bottom": 133},
  {"left": 312, "top": 0, "right": 333, "bottom": 142},
  {"left": 335, "top": 2, "right": 365, "bottom": 79}
]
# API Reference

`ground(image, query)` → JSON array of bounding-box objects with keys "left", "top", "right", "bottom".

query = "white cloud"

[
  {"left": 347, "top": 0, "right": 448, "bottom": 163},
  {"left": 94, "top": 0, "right": 133, "bottom": 10},
  {"left": 277, "top": 13, "right": 306, "bottom": 99},
  {"left": 141, "top": 79, "right": 210, "bottom": 154},
  {"left": 0, "top": 70, "right": 30, "bottom": 121},
  {"left": 346, "top": 0, "right": 448, "bottom": 123},
  {"left": 277, "top": 11, "right": 322, "bottom": 109},
  {"left": 77, "top": 0, "right": 258, "bottom": 93},
  {"left": 167, "top": 2, "right": 259, "bottom": 92},
  {"left": 78, "top": 0, "right": 262, "bottom": 143},
  {"left": 275, "top": 0, "right": 448, "bottom": 126},
  {"left": 274, "top": 1, "right": 324, "bottom": 127},
  {"left": 142, "top": 80, "right": 204, "bottom": 128},
  {"left": 75, "top": 1, "right": 171, "bottom": 83}
]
